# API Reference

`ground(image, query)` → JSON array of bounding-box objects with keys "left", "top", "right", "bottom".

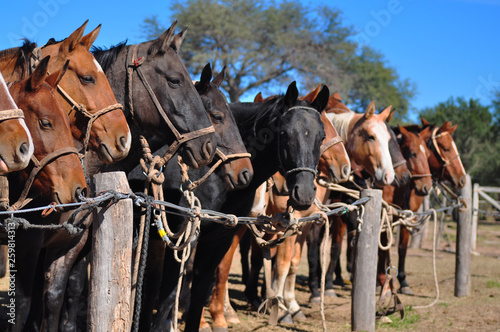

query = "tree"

[
  {"left": 419, "top": 97, "right": 500, "bottom": 185},
  {"left": 141, "top": 0, "right": 415, "bottom": 117}
]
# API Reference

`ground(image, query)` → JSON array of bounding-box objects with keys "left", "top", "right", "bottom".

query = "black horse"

[{"left": 148, "top": 82, "right": 329, "bottom": 331}]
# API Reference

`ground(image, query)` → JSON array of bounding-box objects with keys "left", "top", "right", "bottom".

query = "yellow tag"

[{"left": 158, "top": 229, "right": 166, "bottom": 238}]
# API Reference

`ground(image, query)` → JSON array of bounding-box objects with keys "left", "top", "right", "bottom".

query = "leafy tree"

[
  {"left": 419, "top": 97, "right": 500, "bottom": 185},
  {"left": 141, "top": 0, "right": 415, "bottom": 118}
]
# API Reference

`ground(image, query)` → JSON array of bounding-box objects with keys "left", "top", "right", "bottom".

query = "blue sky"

[{"left": 1, "top": 0, "right": 499, "bottom": 118}]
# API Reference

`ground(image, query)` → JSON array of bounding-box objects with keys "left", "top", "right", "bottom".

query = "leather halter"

[
  {"left": 277, "top": 105, "right": 319, "bottom": 179},
  {"left": 319, "top": 135, "right": 343, "bottom": 156},
  {"left": 30, "top": 47, "right": 124, "bottom": 156},
  {"left": 0, "top": 109, "right": 24, "bottom": 121},
  {"left": 126, "top": 45, "right": 215, "bottom": 168},
  {"left": 9, "top": 146, "right": 80, "bottom": 211}
]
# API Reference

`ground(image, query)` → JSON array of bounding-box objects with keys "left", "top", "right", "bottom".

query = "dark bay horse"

[
  {"left": 390, "top": 119, "right": 466, "bottom": 294},
  {"left": 0, "top": 72, "right": 33, "bottom": 174},
  {"left": 6, "top": 56, "right": 87, "bottom": 331},
  {"left": 150, "top": 82, "right": 329, "bottom": 332},
  {"left": 0, "top": 20, "right": 131, "bottom": 164}
]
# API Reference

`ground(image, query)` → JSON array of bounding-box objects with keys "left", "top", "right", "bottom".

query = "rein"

[
  {"left": 30, "top": 47, "right": 124, "bottom": 157},
  {"left": 8, "top": 146, "right": 80, "bottom": 211},
  {"left": 126, "top": 45, "right": 215, "bottom": 168}
]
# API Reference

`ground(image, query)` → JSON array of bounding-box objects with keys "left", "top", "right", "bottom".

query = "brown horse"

[
  {"left": 6, "top": 56, "right": 87, "bottom": 331},
  {"left": 0, "top": 72, "right": 33, "bottom": 174},
  {"left": 201, "top": 89, "right": 350, "bottom": 329},
  {"left": 0, "top": 20, "right": 131, "bottom": 164},
  {"left": 391, "top": 119, "right": 466, "bottom": 294},
  {"left": 377, "top": 124, "right": 433, "bottom": 290}
]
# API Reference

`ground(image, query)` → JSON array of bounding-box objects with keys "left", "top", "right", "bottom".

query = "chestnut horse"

[
  {"left": 390, "top": 119, "right": 466, "bottom": 294},
  {"left": 203, "top": 93, "right": 351, "bottom": 328},
  {"left": 0, "top": 20, "right": 131, "bottom": 164},
  {"left": 6, "top": 56, "right": 87, "bottom": 331},
  {"left": 377, "top": 124, "right": 433, "bottom": 291},
  {"left": 0, "top": 72, "right": 33, "bottom": 174}
]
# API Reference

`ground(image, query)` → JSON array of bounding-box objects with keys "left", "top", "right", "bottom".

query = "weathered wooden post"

[
  {"left": 88, "top": 171, "right": 133, "bottom": 331},
  {"left": 351, "top": 189, "right": 382, "bottom": 332},
  {"left": 471, "top": 182, "right": 479, "bottom": 251},
  {"left": 455, "top": 174, "right": 471, "bottom": 297}
]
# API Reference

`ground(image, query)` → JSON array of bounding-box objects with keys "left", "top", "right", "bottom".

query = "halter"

[
  {"left": 8, "top": 146, "right": 80, "bottom": 211},
  {"left": 277, "top": 105, "right": 319, "bottom": 179},
  {"left": 126, "top": 45, "right": 215, "bottom": 169},
  {"left": 319, "top": 136, "right": 343, "bottom": 156},
  {"left": 0, "top": 109, "right": 24, "bottom": 121},
  {"left": 30, "top": 47, "right": 124, "bottom": 156},
  {"left": 392, "top": 159, "right": 407, "bottom": 171},
  {"left": 430, "top": 127, "right": 460, "bottom": 168}
]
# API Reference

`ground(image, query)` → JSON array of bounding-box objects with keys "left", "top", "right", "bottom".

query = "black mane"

[
  {"left": 91, "top": 41, "right": 128, "bottom": 72},
  {"left": 0, "top": 39, "right": 37, "bottom": 78}
]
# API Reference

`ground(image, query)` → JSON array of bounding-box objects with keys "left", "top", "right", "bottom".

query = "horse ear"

[
  {"left": 379, "top": 105, "right": 393, "bottom": 122},
  {"left": 196, "top": 63, "right": 212, "bottom": 92},
  {"left": 419, "top": 126, "right": 432, "bottom": 141},
  {"left": 150, "top": 21, "right": 177, "bottom": 55},
  {"left": 212, "top": 66, "right": 225, "bottom": 88},
  {"left": 301, "top": 84, "right": 322, "bottom": 103},
  {"left": 81, "top": 24, "right": 101, "bottom": 51},
  {"left": 284, "top": 81, "right": 299, "bottom": 107},
  {"left": 332, "top": 92, "right": 343, "bottom": 102},
  {"left": 311, "top": 85, "right": 330, "bottom": 112},
  {"left": 60, "top": 20, "right": 88, "bottom": 54},
  {"left": 448, "top": 123, "right": 458, "bottom": 134},
  {"left": 45, "top": 60, "right": 69, "bottom": 88},
  {"left": 440, "top": 121, "right": 451, "bottom": 132},
  {"left": 170, "top": 26, "right": 188, "bottom": 53},
  {"left": 421, "top": 117, "right": 430, "bottom": 126},
  {"left": 254, "top": 92, "right": 263, "bottom": 103},
  {"left": 365, "top": 101, "right": 376, "bottom": 119},
  {"left": 28, "top": 55, "right": 50, "bottom": 91},
  {"left": 398, "top": 125, "right": 409, "bottom": 136}
]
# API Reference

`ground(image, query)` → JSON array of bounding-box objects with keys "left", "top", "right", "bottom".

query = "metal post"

[
  {"left": 351, "top": 189, "right": 382, "bottom": 332},
  {"left": 455, "top": 174, "right": 471, "bottom": 297},
  {"left": 471, "top": 183, "right": 479, "bottom": 251}
]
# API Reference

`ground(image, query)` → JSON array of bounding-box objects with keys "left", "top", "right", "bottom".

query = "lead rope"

[{"left": 319, "top": 215, "right": 329, "bottom": 332}]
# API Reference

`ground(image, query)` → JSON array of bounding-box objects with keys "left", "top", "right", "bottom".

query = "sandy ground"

[{"left": 1, "top": 218, "right": 499, "bottom": 331}]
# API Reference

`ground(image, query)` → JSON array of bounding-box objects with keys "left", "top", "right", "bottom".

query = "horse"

[
  {"left": 205, "top": 91, "right": 352, "bottom": 328},
  {"left": 0, "top": 20, "right": 131, "bottom": 164},
  {"left": 389, "top": 119, "right": 466, "bottom": 294},
  {"left": 149, "top": 82, "right": 329, "bottom": 332},
  {"left": 0, "top": 72, "right": 33, "bottom": 174},
  {"left": 133, "top": 62, "right": 254, "bottom": 331},
  {"left": 377, "top": 124, "right": 433, "bottom": 291},
  {"left": 5, "top": 55, "right": 87, "bottom": 331}
]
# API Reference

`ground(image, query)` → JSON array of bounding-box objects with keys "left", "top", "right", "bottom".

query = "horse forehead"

[
  {"left": 366, "top": 120, "right": 390, "bottom": 141},
  {"left": 93, "top": 58, "right": 103, "bottom": 73},
  {"left": 420, "top": 144, "right": 426, "bottom": 155}
]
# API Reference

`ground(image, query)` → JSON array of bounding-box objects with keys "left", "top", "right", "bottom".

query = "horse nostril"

[
  {"left": 75, "top": 186, "right": 87, "bottom": 201},
  {"left": 19, "top": 142, "right": 29, "bottom": 158},
  {"left": 459, "top": 177, "right": 466, "bottom": 187},
  {"left": 203, "top": 141, "right": 214, "bottom": 160},
  {"left": 342, "top": 165, "right": 350, "bottom": 179},
  {"left": 422, "top": 185, "right": 429, "bottom": 195},
  {"left": 119, "top": 136, "right": 127, "bottom": 150},
  {"left": 238, "top": 168, "right": 253, "bottom": 186}
]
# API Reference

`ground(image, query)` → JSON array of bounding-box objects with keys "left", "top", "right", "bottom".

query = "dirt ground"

[{"left": 1, "top": 218, "right": 499, "bottom": 331}]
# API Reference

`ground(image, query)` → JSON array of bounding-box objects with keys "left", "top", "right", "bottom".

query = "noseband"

[
  {"left": 126, "top": 45, "right": 215, "bottom": 168},
  {"left": 30, "top": 47, "right": 124, "bottom": 157}
]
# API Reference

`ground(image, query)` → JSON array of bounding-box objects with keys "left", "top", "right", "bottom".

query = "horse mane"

[
  {"left": 91, "top": 41, "right": 128, "bottom": 72},
  {"left": 326, "top": 111, "right": 355, "bottom": 143},
  {"left": 0, "top": 39, "right": 37, "bottom": 78},
  {"left": 251, "top": 95, "right": 288, "bottom": 136}
]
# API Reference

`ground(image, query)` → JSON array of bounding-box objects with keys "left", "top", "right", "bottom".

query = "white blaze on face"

[
  {"left": 370, "top": 121, "right": 394, "bottom": 185},
  {"left": 420, "top": 144, "right": 426, "bottom": 156},
  {"left": 93, "top": 58, "right": 104, "bottom": 73},
  {"left": 250, "top": 183, "right": 267, "bottom": 215},
  {"left": 451, "top": 140, "right": 466, "bottom": 174}
]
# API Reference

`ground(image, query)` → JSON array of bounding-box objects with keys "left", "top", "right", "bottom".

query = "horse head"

[
  {"left": 8, "top": 56, "right": 87, "bottom": 208},
  {"left": 40, "top": 21, "right": 131, "bottom": 164},
  {"left": 419, "top": 118, "right": 466, "bottom": 189},
  {"left": 0, "top": 73, "right": 33, "bottom": 173},
  {"left": 195, "top": 64, "right": 253, "bottom": 189}
]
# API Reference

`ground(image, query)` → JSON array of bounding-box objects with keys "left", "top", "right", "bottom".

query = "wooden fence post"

[
  {"left": 455, "top": 174, "right": 471, "bottom": 297},
  {"left": 471, "top": 183, "right": 479, "bottom": 251},
  {"left": 351, "top": 189, "right": 382, "bottom": 332},
  {"left": 88, "top": 171, "right": 133, "bottom": 331}
]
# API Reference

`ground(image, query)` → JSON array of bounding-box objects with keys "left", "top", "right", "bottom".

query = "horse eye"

[
  {"left": 39, "top": 119, "right": 53, "bottom": 129},
  {"left": 210, "top": 111, "right": 224, "bottom": 124},
  {"left": 410, "top": 152, "right": 417, "bottom": 158},
  {"left": 368, "top": 135, "right": 376, "bottom": 141},
  {"left": 168, "top": 77, "right": 182, "bottom": 87},
  {"left": 80, "top": 75, "right": 95, "bottom": 84}
]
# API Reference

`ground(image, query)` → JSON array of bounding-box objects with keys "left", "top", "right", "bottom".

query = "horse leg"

[
  {"left": 272, "top": 235, "right": 296, "bottom": 324},
  {"left": 10, "top": 230, "right": 43, "bottom": 332},
  {"left": 40, "top": 232, "right": 87, "bottom": 332},
  {"left": 398, "top": 226, "right": 413, "bottom": 295},
  {"left": 244, "top": 233, "right": 263, "bottom": 308},
  {"left": 184, "top": 230, "right": 235, "bottom": 332},
  {"left": 377, "top": 231, "right": 389, "bottom": 290},
  {"left": 306, "top": 223, "right": 322, "bottom": 302},
  {"left": 325, "top": 216, "right": 345, "bottom": 296},
  {"left": 208, "top": 226, "right": 245, "bottom": 331},
  {"left": 239, "top": 230, "right": 251, "bottom": 285}
]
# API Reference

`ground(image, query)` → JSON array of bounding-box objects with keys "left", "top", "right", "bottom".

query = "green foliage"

[
  {"left": 419, "top": 97, "right": 500, "bottom": 185},
  {"left": 379, "top": 306, "right": 421, "bottom": 329},
  {"left": 486, "top": 280, "right": 500, "bottom": 288},
  {"left": 140, "top": 0, "right": 415, "bottom": 112}
]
